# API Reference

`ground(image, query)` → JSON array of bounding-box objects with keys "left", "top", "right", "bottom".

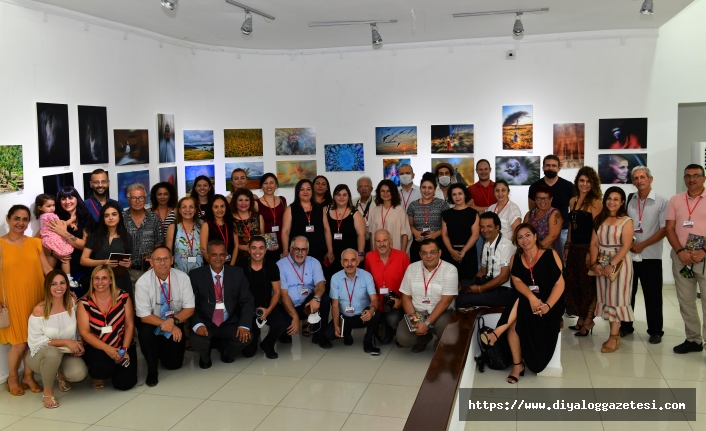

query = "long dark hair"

[
  {"left": 572, "top": 166, "right": 602, "bottom": 210},
  {"left": 150, "top": 182, "right": 177, "bottom": 209},
  {"left": 189, "top": 175, "right": 215, "bottom": 202},
  {"left": 374, "top": 179, "right": 401, "bottom": 207},
  {"left": 210, "top": 194, "right": 235, "bottom": 227},
  {"left": 56, "top": 186, "right": 94, "bottom": 232},
  {"left": 312, "top": 175, "right": 332, "bottom": 207},
  {"left": 88, "top": 202, "right": 131, "bottom": 253},
  {"left": 293, "top": 179, "right": 314, "bottom": 207},
  {"left": 593, "top": 186, "right": 628, "bottom": 231}
]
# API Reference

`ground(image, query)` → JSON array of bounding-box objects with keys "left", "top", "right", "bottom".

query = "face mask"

[
  {"left": 438, "top": 176, "right": 452, "bottom": 187},
  {"left": 399, "top": 174, "right": 413, "bottom": 185},
  {"left": 543, "top": 170, "right": 558, "bottom": 179}
]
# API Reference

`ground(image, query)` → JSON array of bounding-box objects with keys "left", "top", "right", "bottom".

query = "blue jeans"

[
  {"left": 475, "top": 235, "right": 485, "bottom": 271},
  {"left": 552, "top": 229, "right": 568, "bottom": 257}
]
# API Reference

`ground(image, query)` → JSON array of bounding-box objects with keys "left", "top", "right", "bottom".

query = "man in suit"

[{"left": 189, "top": 239, "right": 255, "bottom": 369}]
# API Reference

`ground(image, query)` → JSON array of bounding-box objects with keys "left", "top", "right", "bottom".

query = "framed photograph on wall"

[
  {"left": 225, "top": 162, "right": 264, "bottom": 192},
  {"left": 376, "top": 127, "right": 417, "bottom": 156},
  {"left": 495, "top": 156, "right": 540, "bottom": 185},
  {"left": 383, "top": 158, "right": 411, "bottom": 187},
  {"left": 114, "top": 130, "right": 150, "bottom": 166},
  {"left": 276, "top": 160, "right": 317, "bottom": 188},
  {"left": 43, "top": 172, "right": 74, "bottom": 197},
  {"left": 275, "top": 128, "right": 316, "bottom": 156},
  {"left": 431, "top": 125, "right": 474, "bottom": 154},
  {"left": 158, "top": 114, "right": 175, "bottom": 163},
  {"left": 431, "top": 158, "right": 475, "bottom": 187},
  {"left": 37, "top": 103, "right": 71, "bottom": 168},
  {"left": 82, "top": 171, "right": 109, "bottom": 202},
  {"left": 0, "top": 145, "right": 24, "bottom": 194},
  {"left": 78, "top": 105, "right": 109, "bottom": 165},
  {"left": 553, "top": 123, "right": 585, "bottom": 168},
  {"left": 185, "top": 164, "right": 215, "bottom": 194},
  {"left": 117, "top": 170, "right": 150, "bottom": 210},
  {"left": 599, "top": 118, "right": 648, "bottom": 150},
  {"left": 598, "top": 154, "right": 648, "bottom": 184},
  {"left": 502, "top": 105, "right": 533, "bottom": 150},
  {"left": 184, "top": 130, "right": 214, "bottom": 161},
  {"left": 225, "top": 129, "right": 263, "bottom": 157},
  {"left": 324, "top": 143, "right": 364, "bottom": 172}
]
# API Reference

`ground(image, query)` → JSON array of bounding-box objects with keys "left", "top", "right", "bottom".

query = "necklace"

[{"left": 5, "top": 234, "right": 25, "bottom": 249}]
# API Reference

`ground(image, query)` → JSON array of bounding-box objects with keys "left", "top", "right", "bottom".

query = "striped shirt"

[{"left": 79, "top": 290, "right": 130, "bottom": 348}]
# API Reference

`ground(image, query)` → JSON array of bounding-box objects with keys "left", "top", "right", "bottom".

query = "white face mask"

[
  {"left": 438, "top": 176, "right": 452, "bottom": 187},
  {"left": 399, "top": 174, "right": 413, "bottom": 185}
]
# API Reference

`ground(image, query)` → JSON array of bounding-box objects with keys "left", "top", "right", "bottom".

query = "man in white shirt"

[
  {"left": 354, "top": 176, "right": 376, "bottom": 251},
  {"left": 135, "top": 245, "right": 195, "bottom": 387},
  {"left": 397, "top": 238, "right": 458, "bottom": 352},
  {"left": 398, "top": 164, "right": 422, "bottom": 211},
  {"left": 456, "top": 212, "right": 516, "bottom": 308}
]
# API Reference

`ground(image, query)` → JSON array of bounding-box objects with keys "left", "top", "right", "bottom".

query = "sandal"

[
  {"left": 480, "top": 330, "right": 498, "bottom": 347},
  {"left": 5, "top": 374, "right": 24, "bottom": 396},
  {"left": 57, "top": 374, "right": 72, "bottom": 392},
  {"left": 92, "top": 379, "right": 105, "bottom": 389},
  {"left": 43, "top": 394, "right": 59, "bottom": 409},
  {"left": 507, "top": 361, "right": 525, "bottom": 384},
  {"left": 302, "top": 325, "right": 313, "bottom": 337},
  {"left": 22, "top": 373, "right": 43, "bottom": 393}
]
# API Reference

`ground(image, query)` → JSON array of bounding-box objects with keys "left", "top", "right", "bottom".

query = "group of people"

[{"left": 1, "top": 159, "right": 705, "bottom": 406}]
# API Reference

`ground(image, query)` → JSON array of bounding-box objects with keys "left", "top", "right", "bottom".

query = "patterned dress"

[
  {"left": 173, "top": 222, "right": 202, "bottom": 273},
  {"left": 234, "top": 213, "right": 261, "bottom": 262},
  {"left": 527, "top": 207, "right": 558, "bottom": 241},
  {"left": 79, "top": 290, "right": 130, "bottom": 348},
  {"left": 596, "top": 217, "right": 635, "bottom": 323}
]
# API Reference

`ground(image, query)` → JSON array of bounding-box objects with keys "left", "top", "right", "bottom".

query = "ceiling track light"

[
  {"left": 513, "top": 13, "right": 524, "bottom": 36},
  {"left": 308, "top": 20, "right": 397, "bottom": 27},
  {"left": 241, "top": 11, "right": 252, "bottom": 35},
  {"left": 640, "top": 0, "right": 654, "bottom": 15},
  {"left": 453, "top": 8, "right": 549, "bottom": 18},
  {"left": 161, "top": 0, "right": 177, "bottom": 11},
  {"left": 225, "top": 0, "right": 275, "bottom": 20},
  {"left": 371, "top": 24, "right": 383, "bottom": 46}
]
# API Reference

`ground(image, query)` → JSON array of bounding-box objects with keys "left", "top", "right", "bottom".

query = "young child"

[{"left": 34, "top": 194, "right": 78, "bottom": 288}]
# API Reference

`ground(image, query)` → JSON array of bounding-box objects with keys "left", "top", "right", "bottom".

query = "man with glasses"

[
  {"left": 397, "top": 238, "right": 458, "bottom": 353},
  {"left": 189, "top": 240, "right": 254, "bottom": 368},
  {"left": 456, "top": 212, "right": 516, "bottom": 308},
  {"left": 276, "top": 236, "right": 332, "bottom": 349},
  {"left": 85, "top": 169, "right": 117, "bottom": 222},
  {"left": 666, "top": 164, "right": 706, "bottom": 354},
  {"left": 354, "top": 176, "right": 376, "bottom": 251},
  {"left": 528, "top": 155, "right": 574, "bottom": 254},
  {"left": 135, "top": 246, "right": 194, "bottom": 387},
  {"left": 123, "top": 183, "right": 164, "bottom": 288}
]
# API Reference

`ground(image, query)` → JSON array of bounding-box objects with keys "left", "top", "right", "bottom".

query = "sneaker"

[
  {"left": 364, "top": 342, "right": 380, "bottom": 356},
  {"left": 673, "top": 340, "right": 703, "bottom": 354}
]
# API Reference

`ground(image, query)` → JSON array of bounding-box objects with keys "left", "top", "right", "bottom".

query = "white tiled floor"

[{"left": 0, "top": 285, "right": 703, "bottom": 430}]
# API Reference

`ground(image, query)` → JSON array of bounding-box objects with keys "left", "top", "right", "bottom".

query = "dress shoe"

[
  {"left": 145, "top": 372, "right": 159, "bottom": 387},
  {"left": 199, "top": 358, "right": 212, "bottom": 369},
  {"left": 673, "top": 340, "right": 703, "bottom": 354},
  {"left": 363, "top": 342, "right": 380, "bottom": 356},
  {"left": 412, "top": 343, "right": 427, "bottom": 353},
  {"left": 221, "top": 351, "right": 235, "bottom": 363},
  {"left": 279, "top": 334, "right": 293, "bottom": 344},
  {"left": 343, "top": 334, "right": 354, "bottom": 346},
  {"left": 260, "top": 342, "right": 279, "bottom": 359},
  {"left": 648, "top": 334, "right": 662, "bottom": 345},
  {"left": 313, "top": 336, "right": 333, "bottom": 349}
]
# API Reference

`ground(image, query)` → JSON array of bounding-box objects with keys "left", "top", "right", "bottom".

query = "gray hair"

[
  {"left": 357, "top": 176, "right": 373, "bottom": 187},
  {"left": 373, "top": 229, "right": 392, "bottom": 240},
  {"left": 206, "top": 239, "right": 226, "bottom": 252},
  {"left": 341, "top": 248, "right": 359, "bottom": 260},
  {"left": 631, "top": 165, "right": 651, "bottom": 178},
  {"left": 125, "top": 182, "right": 146, "bottom": 196},
  {"left": 290, "top": 236, "right": 309, "bottom": 248}
]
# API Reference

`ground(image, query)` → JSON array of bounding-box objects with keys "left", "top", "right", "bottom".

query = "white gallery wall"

[{"left": 1, "top": 0, "right": 705, "bottom": 375}]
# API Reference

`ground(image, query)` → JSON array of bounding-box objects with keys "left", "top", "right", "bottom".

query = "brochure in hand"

[{"left": 404, "top": 311, "right": 428, "bottom": 332}]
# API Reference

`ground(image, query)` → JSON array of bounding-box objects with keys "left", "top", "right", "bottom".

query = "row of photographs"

[
  {"left": 36, "top": 153, "right": 647, "bottom": 209},
  {"left": 35, "top": 102, "right": 647, "bottom": 168}
]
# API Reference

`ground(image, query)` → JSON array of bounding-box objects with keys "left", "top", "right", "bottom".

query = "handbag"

[
  {"left": 588, "top": 260, "right": 623, "bottom": 282},
  {"left": 0, "top": 242, "right": 9, "bottom": 329},
  {"left": 474, "top": 317, "right": 509, "bottom": 372}
]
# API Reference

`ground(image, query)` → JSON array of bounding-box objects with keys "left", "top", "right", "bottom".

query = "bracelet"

[
  {"left": 677, "top": 248, "right": 686, "bottom": 254},
  {"left": 546, "top": 303, "right": 552, "bottom": 310}
]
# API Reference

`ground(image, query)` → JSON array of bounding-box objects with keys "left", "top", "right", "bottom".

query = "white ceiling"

[{"left": 31, "top": 0, "right": 694, "bottom": 50}]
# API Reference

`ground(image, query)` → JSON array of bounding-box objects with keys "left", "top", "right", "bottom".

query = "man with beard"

[
  {"left": 528, "top": 155, "right": 574, "bottom": 254},
  {"left": 85, "top": 169, "right": 117, "bottom": 222}
]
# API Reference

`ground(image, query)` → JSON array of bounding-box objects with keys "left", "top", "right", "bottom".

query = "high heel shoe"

[
  {"left": 507, "top": 361, "right": 525, "bottom": 384},
  {"left": 5, "top": 374, "right": 24, "bottom": 396},
  {"left": 480, "top": 330, "right": 498, "bottom": 347},
  {"left": 21, "top": 373, "right": 43, "bottom": 393},
  {"left": 601, "top": 334, "right": 621, "bottom": 353},
  {"left": 568, "top": 319, "right": 584, "bottom": 331},
  {"left": 574, "top": 321, "right": 595, "bottom": 337}
]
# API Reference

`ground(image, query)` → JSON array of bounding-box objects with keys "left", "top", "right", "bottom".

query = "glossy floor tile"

[
  {"left": 209, "top": 373, "right": 300, "bottom": 406},
  {"left": 254, "top": 406, "right": 349, "bottom": 431},
  {"left": 170, "top": 400, "right": 273, "bottom": 431},
  {"left": 279, "top": 378, "right": 368, "bottom": 413}
]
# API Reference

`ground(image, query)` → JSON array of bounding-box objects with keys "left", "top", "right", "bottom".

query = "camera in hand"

[
  {"left": 254, "top": 308, "right": 264, "bottom": 318},
  {"left": 383, "top": 291, "right": 400, "bottom": 313}
]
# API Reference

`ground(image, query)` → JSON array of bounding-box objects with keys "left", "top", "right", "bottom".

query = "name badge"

[
  {"left": 271, "top": 226, "right": 280, "bottom": 232},
  {"left": 684, "top": 221, "right": 695, "bottom": 228},
  {"left": 187, "top": 256, "right": 197, "bottom": 263},
  {"left": 305, "top": 225, "right": 315, "bottom": 233},
  {"left": 165, "top": 311, "right": 174, "bottom": 319},
  {"left": 215, "top": 302, "right": 226, "bottom": 310},
  {"left": 300, "top": 288, "right": 309, "bottom": 296},
  {"left": 421, "top": 297, "right": 431, "bottom": 304},
  {"left": 334, "top": 233, "right": 343, "bottom": 240},
  {"left": 634, "top": 227, "right": 644, "bottom": 233},
  {"left": 100, "top": 326, "right": 113, "bottom": 335},
  {"left": 422, "top": 227, "right": 430, "bottom": 233},
  {"left": 345, "top": 306, "right": 355, "bottom": 313},
  {"left": 226, "top": 254, "right": 232, "bottom": 262},
  {"left": 529, "top": 285, "right": 540, "bottom": 293},
  {"left": 365, "top": 220, "right": 369, "bottom": 228},
  {"left": 379, "top": 287, "right": 389, "bottom": 295}
]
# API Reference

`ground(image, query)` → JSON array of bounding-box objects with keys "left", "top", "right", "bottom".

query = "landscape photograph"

[
  {"left": 224, "top": 128, "right": 263, "bottom": 157},
  {"left": 184, "top": 130, "right": 215, "bottom": 161},
  {"left": 376, "top": 126, "right": 417, "bottom": 155},
  {"left": 502, "top": 105, "right": 533, "bottom": 150}
]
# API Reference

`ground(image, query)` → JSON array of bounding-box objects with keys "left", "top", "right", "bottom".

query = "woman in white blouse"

[
  {"left": 486, "top": 180, "right": 522, "bottom": 240},
  {"left": 25, "top": 270, "right": 87, "bottom": 409}
]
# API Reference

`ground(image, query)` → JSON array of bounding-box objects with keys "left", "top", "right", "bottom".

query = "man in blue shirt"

[
  {"left": 326, "top": 249, "right": 381, "bottom": 355},
  {"left": 276, "top": 236, "right": 332, "bottom": 349},
  {"left": 85, "top": 169, "right": 117, "bottom": 221}
]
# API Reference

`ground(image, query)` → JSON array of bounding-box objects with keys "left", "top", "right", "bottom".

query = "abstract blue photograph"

[
  {"left": 117, "top": 170, "right": 150, "bottom": 209},
  {"left": 185, "top": 164, "right": 215, "bottom": 194},
  {"left": 324, "top": 143, "right": 364, "bottom": 172}
]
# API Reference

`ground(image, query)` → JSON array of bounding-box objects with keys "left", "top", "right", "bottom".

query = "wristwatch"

[
  {"left": 609, "top": 264, "right": 617, "bottom": 273},
  {"left": 426, "top": 321, "right": 434, "bottom": 329},
  {"left": 172, "top": 317, "right": 181, "bottom": 325},
  {"left": 314, "top": 296, "right": 321, "bottom": 303}
]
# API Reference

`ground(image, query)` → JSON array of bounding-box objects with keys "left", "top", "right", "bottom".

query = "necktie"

[
  {"left": 160, "top": 282, "right": 169, "bottom": 319},
  {"left": 212, "top": 274, "right": 224, "bottom": 327}
]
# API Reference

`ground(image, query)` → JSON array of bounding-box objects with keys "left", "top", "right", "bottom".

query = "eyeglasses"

[
  {"left": 684, "top": 174, "right": 704, "bottom": 180},
  {"left": 291, "top": 247, "right": 308, "bottom": 254},
  {"left": 128, "top": 196, "right": 146, "bottom": 202},
  {"left": 535, "top": 197, "right": 551, "bottom": 202},
  {"left": 419, "top": 250, "right": 439, "bottom": 256},
  {"left": 152, "top": 257, "right": 171, "bottom": 263}
]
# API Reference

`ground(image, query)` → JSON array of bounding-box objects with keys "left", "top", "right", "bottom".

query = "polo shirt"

[
  {"left": 528, "top": 177, "right": 574, "bottom": 230},
  {"left": 666, "top": 189, "right": 706, "bottom": 248},
  {"left": 481, "top": 234, "right": 516, "bottom": 288},
  {"left": 399, "top": 260, "right": 458, "bottom": 314},
  {"left": 329, "top": 268, "right": 377, "bottom": 317},
  {"left": 85, "top": 196, "right": 118, "bottom": 222},
  {"left": 626, "top": 190, "right": 668, "bottom": 260},
  {"left": 399, "top": 185, "right": 422, "bottom": 211},
  {"left": 135, "top": 268, "right": 195, "bottom": 318},
  {"left": 277, "top": 256, "right": 325, "bottom": 307},
  {"left": 364, "top": 248, "right": 411, "bottom": 305},
  {"left": 468, "top": 181, "right": 497, "bottom": 208}
]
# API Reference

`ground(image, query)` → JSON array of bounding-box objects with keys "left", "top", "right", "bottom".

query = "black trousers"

[
  {"left": 456, "top": 287, "right": 516, "bottom": 308},
  {"left": 325, "top": 310, "right": 381, "bottom": 343},
  {"left": 243, "top": 308, "right": 288, "bottom": 357},
  {"left": 83, "top": 343, "right": 137, "bottom": 391},
  {"left": 277, "top": 291, "right": 331, "bottom": 339},
  {"left": 621, "top": 259, "right": 664, "bottom": 336},
  {"left": 137, "top": 322, "right": 186, "bottom": 374},
  {"left": 190, "top": 322, "right": 252, "bottom": 361}
]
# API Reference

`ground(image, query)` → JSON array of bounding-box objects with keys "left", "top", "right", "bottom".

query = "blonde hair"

[{"left": 87, "top": 265, "right": 118, "bottom": 308}]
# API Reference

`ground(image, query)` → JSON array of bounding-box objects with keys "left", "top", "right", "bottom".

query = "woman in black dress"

[
  {"left": 312, "top": 175, "right": 333, "bottom": 208},
  {"left": 481, "top": 223, "right": 565, "bottom": 383},
  {"left": 200, "top": 194, "right": 237, "bottom": 265},
  {"left": 326, "top": 184, "right": 367, "bottom": 277},
  {"left": 80, "top": 202, "right": 134, "bottom": 296},
  {"left": 441, "top": 183, "right": 479, "bottom": 281},
  {"left": 189, "top": 175, "right": 215, "bottom": 221},
  {"left": 280, "top": 179, "right": 334, "bottom": 265}
]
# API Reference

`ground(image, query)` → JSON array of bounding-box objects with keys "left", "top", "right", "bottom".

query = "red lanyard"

[
  {"left": 88, "top": 198, "right": 100, "bottom": 217},
  {"left": 381, "top": 205, "right": 392, "bottom": 229},
  {"left": 214, "top": 273, "right": 223, "bottom": 302},
  {"left": 344, "top": 275, "right": 357, "bottom": 304},
  {"left": 335, "top": 208, "right": 349, "bottom": 232},
  {"left": 158, "top": 273, "right": 172, "bottom": 305},
  {"left": 302, "top": 204, "right": 313, "bottom": 226},
  {"left": 522, "top": 248, "right": 540, "bottom": 285},
  {"left": 422, "top": 261, "right": 442, "bottom": 297},
  {"left": 401, "top": 188, "right": 413, "bottom": 209},
  {"left": 636, "top": 197, "right": 647, "bottom": 227},
  {"left": 156, "top": 207, "right": 166, "bottom": 230},
  {"left": 214, "top": 222, "right": 229, "bottom": 251},
  {"left": 182, "top": 223, "right": 195, "bottom": 253},
  {"left": 287, "top": 257, "right": 306, "bottom": 286},
  {"left": 262, "top": 196, "right": 279, "bottom": 227},
  {"left": 237, "top": 213, "right": 252, "bottom": 241},
  {"left": 494, "top": 200, "right": 508, "bottom": 215},
  {"left": 421, "top": 200, "right": 431, "bottom": 228},
  {"left": 685, "top": 194, "right": 703, "bottom": 221}
]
